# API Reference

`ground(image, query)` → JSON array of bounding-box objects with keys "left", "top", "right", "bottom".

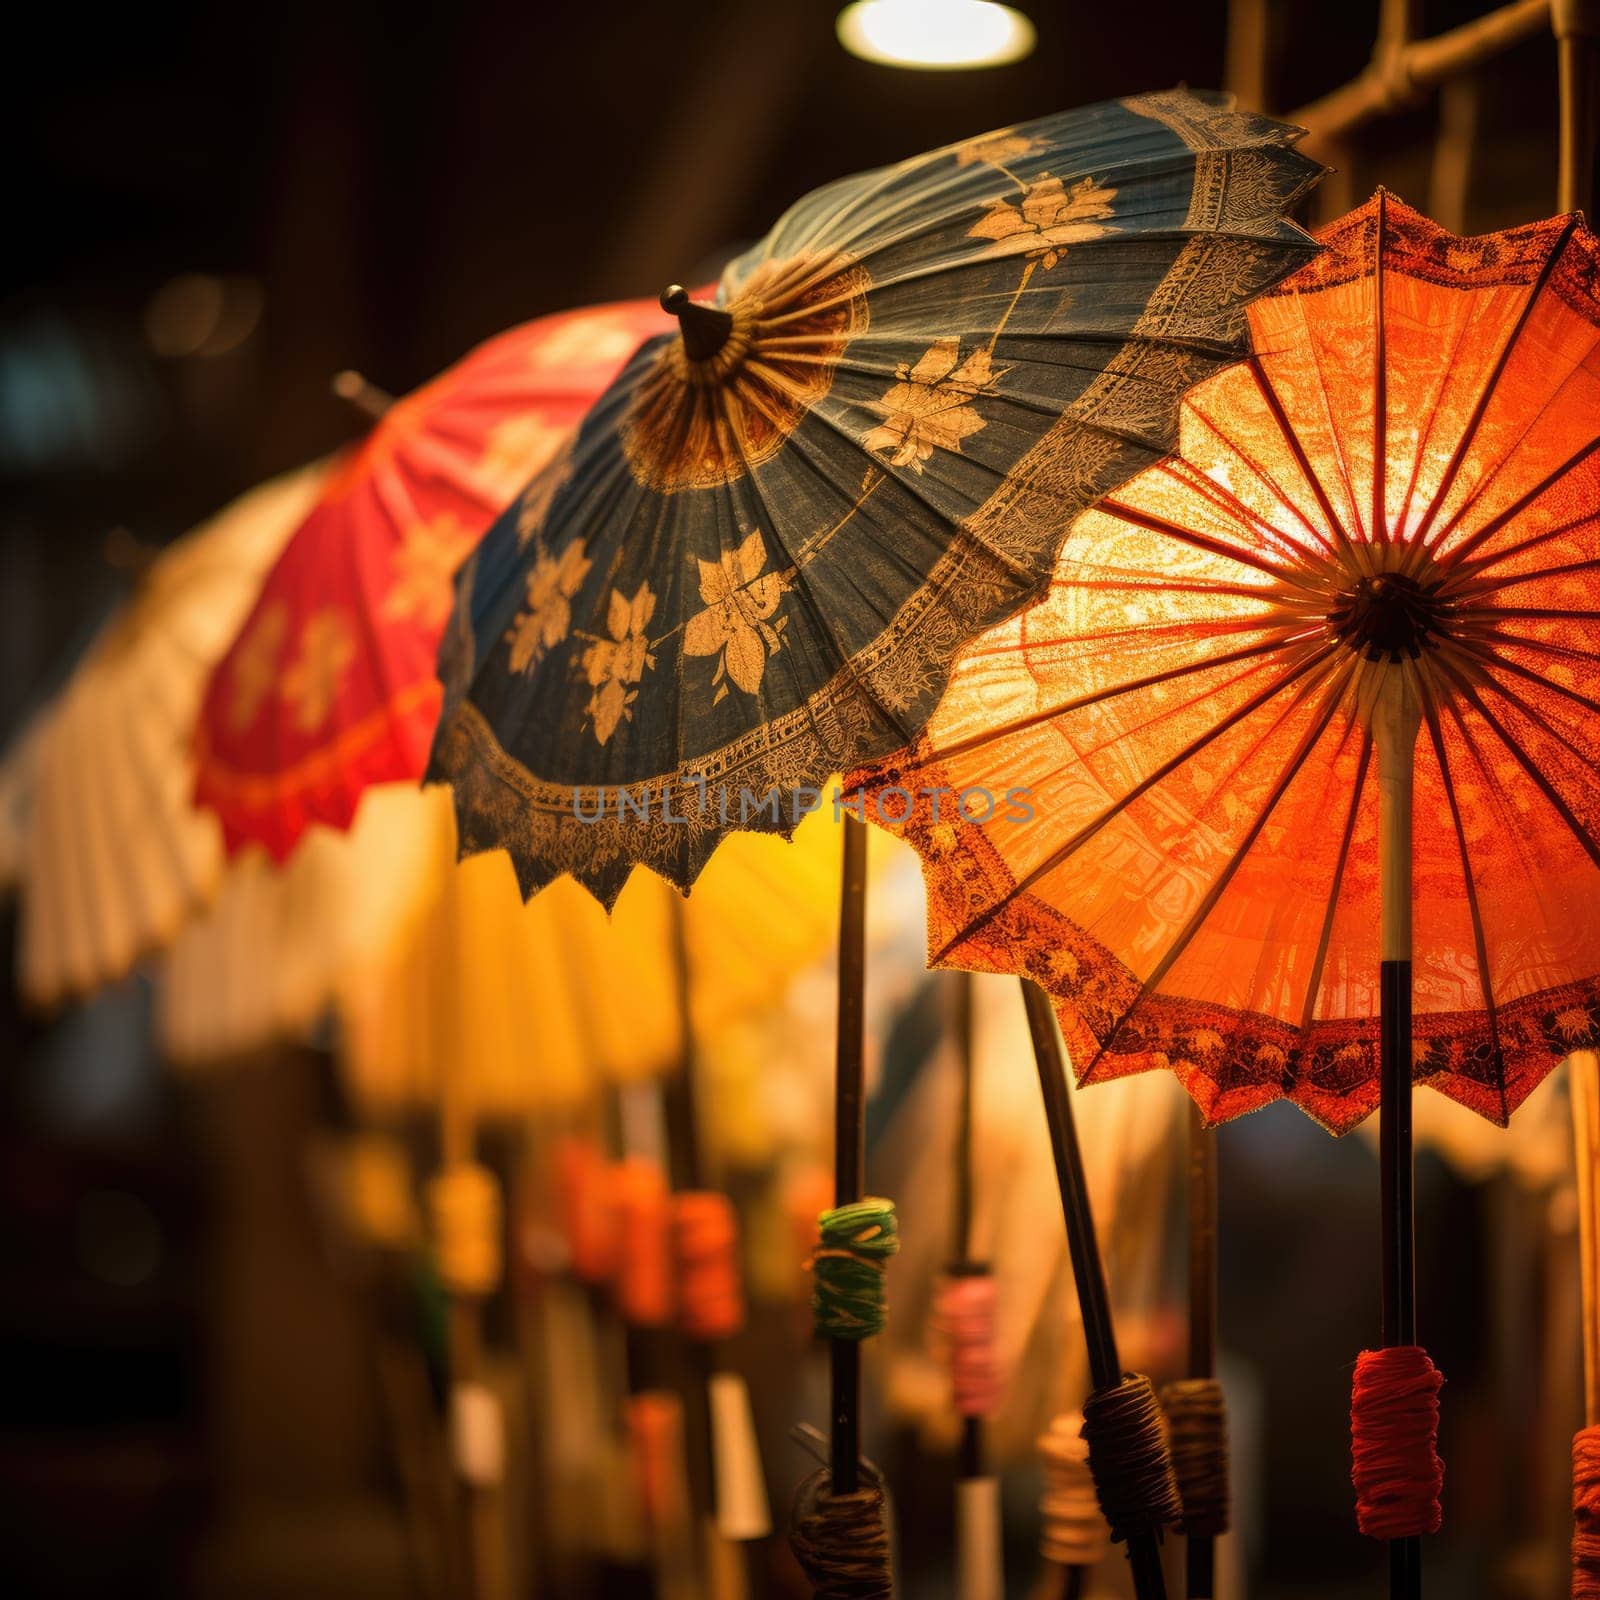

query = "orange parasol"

[
  {"left": 871, "top": 193, "right": 1600, "bottom": 1132},
  {"left": 192, "top": 297, "right": 668, "bottom": 861},
  {"left": 863, "top": 193, "right": 1600, "bottom": 1597}
]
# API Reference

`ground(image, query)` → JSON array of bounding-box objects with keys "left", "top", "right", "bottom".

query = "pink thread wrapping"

[
  {"left": 1573, "top": 1425, "right": 1600, "bottom": 1597},
  {"left": 1350, "top": 1346, "right": 1444, "bottom": 1540},
  {"left": 934, "top": 1271, "right": 1001, "bottom": 1419}
]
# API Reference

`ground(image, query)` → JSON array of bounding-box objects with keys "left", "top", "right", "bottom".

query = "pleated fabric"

[{"left": 15, "top": 462, "right": 329, "bottom": 1007}]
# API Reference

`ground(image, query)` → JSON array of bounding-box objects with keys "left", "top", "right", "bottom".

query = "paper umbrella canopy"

[
  {"left": 13, "top": 462, "right": 330, "bottom": 1007},
  {"left": 193, "top": 297, "right": 669, "bottom": 862},
  {"left": 862, "top": 192, "right": 1600, "bottom": 1133},
  {"left": 427, "top": 89, "right": 1322, "bottom": 906}
]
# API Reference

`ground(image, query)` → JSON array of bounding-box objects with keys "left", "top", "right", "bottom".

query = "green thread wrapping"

[{"left": 811, "top": 1197, "right": 899, "bottom": 1341}]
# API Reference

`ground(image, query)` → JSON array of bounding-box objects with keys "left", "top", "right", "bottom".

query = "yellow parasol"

[{"left": 336, "top": 782, "right": 849, "bottom": 1121}]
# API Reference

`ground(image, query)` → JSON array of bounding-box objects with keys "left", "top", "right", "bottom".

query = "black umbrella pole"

[
  {"left": 832, "top": 812, "right": 869, "bottom": 1494},
  {"left": 952, "top": 970, "right": 986, "bottom": 1482},
  {"left": 1021, "top": 980, "right": 1168, "bottom": 1600},
  {"left": 1376, "top": 678, "right": 1423, "bottom": 1600}
]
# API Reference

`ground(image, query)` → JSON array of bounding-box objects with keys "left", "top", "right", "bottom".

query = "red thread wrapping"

[
  {"left": 1573, "top": 1425, "right": 1600, "bottom": 1597},
  {"left": 626, "top": 1390, "right": 684, "bottom": 1535},
  {"left": 612, "top": 1158, "right": 674, "bottom": 1328},
  {"left": 672, "top": 1190, "right": 745, "bottom": 1342},
  {"left": 1350, "top": 1346, "right": 1444, "bottom": 1540},
  {"left": 555, "top": 1138, "right": 617, "bottom": 1284},
  {"left": 934, "top": 1270, "right": 1001, "bottom": 1419}
]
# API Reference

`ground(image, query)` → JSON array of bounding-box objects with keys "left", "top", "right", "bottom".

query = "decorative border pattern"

[{"left": 432, "top": 96, "right": 1323, "bottom": 905}]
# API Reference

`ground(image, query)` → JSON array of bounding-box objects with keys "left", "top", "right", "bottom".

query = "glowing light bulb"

[{"left": 836, "top": 0, "right": 1036, "bottom": 70}]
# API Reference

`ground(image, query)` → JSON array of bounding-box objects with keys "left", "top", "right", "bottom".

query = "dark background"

[
  {"left": 0, "top": 0, "right": 1565, "bottom": 741},
  {"left": 0, "top": 3, "right": 1580, "bottom": 1596}
]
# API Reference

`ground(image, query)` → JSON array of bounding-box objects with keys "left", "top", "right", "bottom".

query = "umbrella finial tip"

[{"left": 659, "top": 285, "right": 736, "bottom": 363}]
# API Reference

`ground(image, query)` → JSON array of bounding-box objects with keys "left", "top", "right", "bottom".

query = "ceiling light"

[{"left": 836, "top": 0, "right": 1036, "bottom": 71}]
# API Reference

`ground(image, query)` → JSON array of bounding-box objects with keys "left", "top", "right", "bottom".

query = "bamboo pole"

[
  {"left": 1289, "top": 0, "right": 1551, "bottom": 149},
  {"left": 1556, "top": 0, "right": 1600, "bottom": 216}
]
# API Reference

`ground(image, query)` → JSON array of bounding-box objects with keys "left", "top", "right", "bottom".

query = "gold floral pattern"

[
  {"left": 969, "top": 175, "right": 1117, "bottom": 269},
  {"left": 227, "top": 601, "right": 288, "bottom": 732},
  {"left": 478, "top": 411, "right": 569, "bottom": 501},
  {"left": 954, "top": 129, "right": 1044, "bottom": 169},
  {"left": 863, "top": 339, "right": 1003, "bottom": 471},
  {"left": 281, "top": 609, "right": 356, "bottom": 732},
  {"left": 532, "top": 310, "right": 653, "bottom": 369},
  {"left": 682, "top": 529, "right": 789, "bottom": 704},
  {"left": 507, "top": 541, "right": 591, "bottom": 674},
  {"left": 581, "top": 584, "right": 656, "bottom": 744},
  {"left": 383, "top": 512, "right": 478, "bottom": 630}
]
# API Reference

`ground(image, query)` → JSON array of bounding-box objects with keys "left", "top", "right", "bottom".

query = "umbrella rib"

[
  {"left": 1292, "top": 728, "right": 1373, "bottom": 1046},
  {"left": 758, "top": 326, "right": 1247, "bottom": 361},
  {"left": 1446, "top": 551, "right": 1600, "bottom": 601},
  {"left": 1089, "top": 651, "right": 1358, "bottom": 1070},
  {"left": 1159, "top": 453, "right": 1333, "bottom": 571},
  {"left": 1278, "top": 290, "right": 1372, "bottom": 550},
  {"left": 1430, "top": 435, "right": 1600, "bottom": 576},
  {"left": 1246, "top": 355, "right": 1352, "bottom": 552},
  {"left": 1418, "top": 674, "right": 1508, "bottom": 1124},
  {"left": 1451, "top": 647, "right": 1600, "bottom": 768},
  {"left": 1428, "top": 657, "right": 1600, "bottom": 872},
  {"left": 1094, "top": 497, "right": 1323, "bottom": 591},
  {"left": 928, "top": 626, "right": 1309, "bottom": 763},
  {"left": 1452, "top": 625, "right": 1600, "bottom": 669},
  {"left": 1372, "top": 191, "right": 1389, "bottom": 544},
  {"left": 1454, "top": 638, "right": 1600, "bottom": 720},
  {"left": 1049, "top": 573, "right": 1320, "bottom": 606},
  {"left": 1178, "top": 396, "right": 1342, "bottom": 563},
  {"left": 957, "top": 609, "right": 1307, "bottom": 667},
  {"left": 1410, "top": 214, "right": 1581, "bottom": 551},
  {"left": 1467, "top": 605, "right": 1600, "bottom": 622},
  {"left": 935, "top": 641, "right": 1340, "bottom": 960},
  {"left": 1446, "top": 507, "right": 1600, "bottom": 585},
  {"left": 1393, "top": 284, "right": 1484, "bottom": 541}
]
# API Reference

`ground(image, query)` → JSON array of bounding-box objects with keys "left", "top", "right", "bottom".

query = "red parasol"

[{"left": 193, "top": 297, "right": 668, "bottom": 860}]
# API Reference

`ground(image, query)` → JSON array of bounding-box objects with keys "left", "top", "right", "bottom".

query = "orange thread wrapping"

[
  {"left": 1350, "top": 1346, "right": 1444, "bottom": 1540},
  {"left": 612, "top": 1157, "right": 674, "bottom": 1327},
  {"left": 1574, "top": 1425, "right": 1600, "bottom": 1597},
  {"left": 626, "top": 1389, "right": 685, "bottom": 1536},
  {"left": 672, "top": 1190, "right": 745, "bottom": 1342},
  {"left": 787, "top": 1165, "right": 834, "bottom": 1263},
  {"left": 556, "top": 1138, "right": 618, "bottom": 1284}
]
